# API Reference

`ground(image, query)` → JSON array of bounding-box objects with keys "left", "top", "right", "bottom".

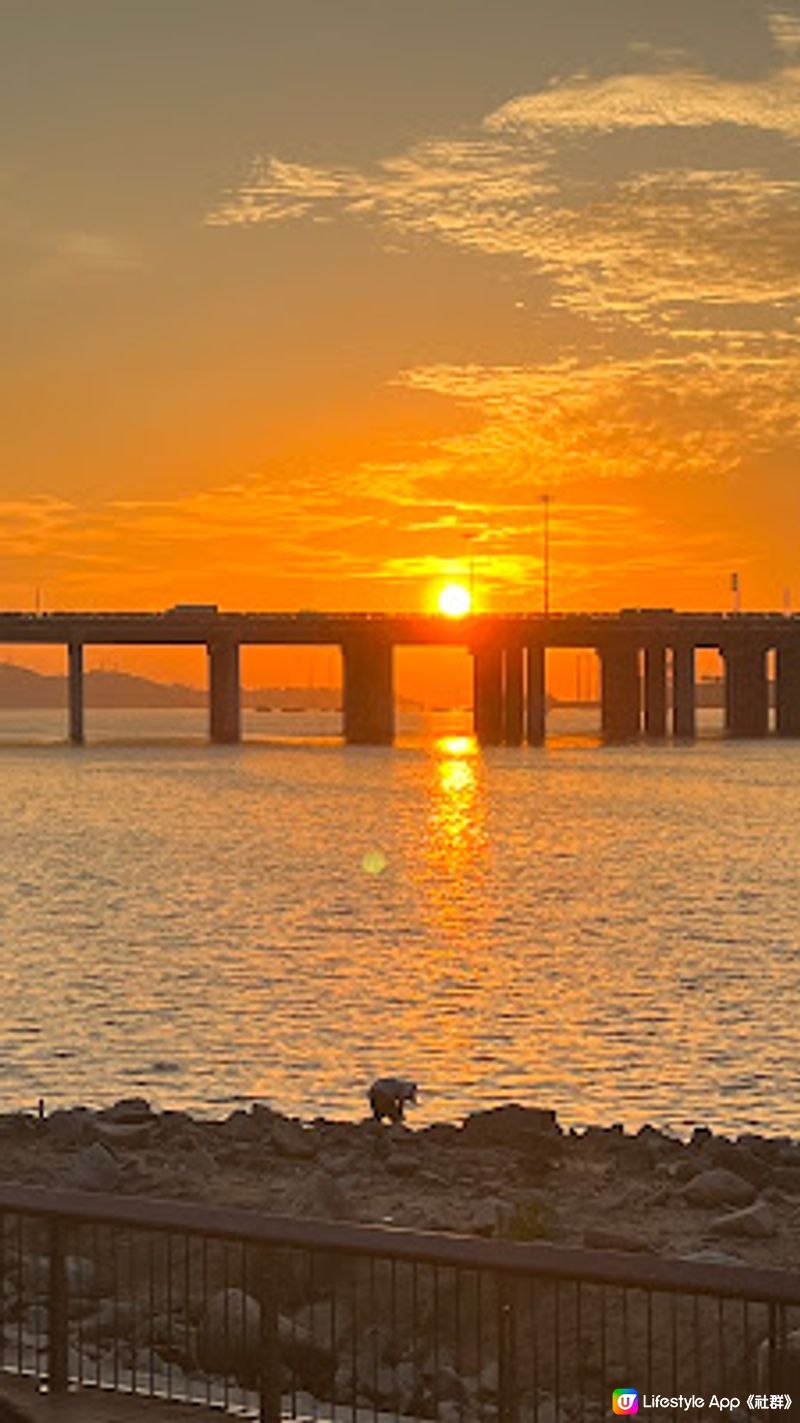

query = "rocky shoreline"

[
  {"left": 2, "top": 1098, "right": 799, "bottom": 1271},
  {"left": 0, "top": 1100, "right": 798, "bottom": 1419}
]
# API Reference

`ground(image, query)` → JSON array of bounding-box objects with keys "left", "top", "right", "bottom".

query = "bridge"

[{"left": 1, "top": 607, "right": 799, "bottom": 745}]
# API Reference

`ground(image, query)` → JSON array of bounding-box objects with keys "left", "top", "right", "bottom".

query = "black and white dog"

[{"left": 368, "top": 1076, "right": 418, "bottom": 1123}]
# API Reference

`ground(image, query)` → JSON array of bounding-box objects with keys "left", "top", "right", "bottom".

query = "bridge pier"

[
  {"left": 473, "top": 648, "right": 503, "bottom": 745},
  {"left": 503, "top": 647, "right": 524, "bottom": 746},
  {"left": 724, "top": 644, "right": 769, "bottom": 737},
  {"left": 672, "top": 644, "right": 696, "bottom": 739},
  {"left": 342, "top": 639, "right": 394, "bottom": 744},
  {"left": 208, "top": 641, "right": 241, "bottom": 744},
  {"left": 600, "top": 644, "right": 640, "bottom": 740},
  {"left": 643, "top": 644, "right": 667, "bottom": 738},
  {"left": 776, "top": 645, "right": 800, "bottom": 736},
  {"left": 525, "top": 644, "right": 546, "bottom": 745},
  {"left": 68, "top": 643, "right": 84, "bottom": 746}
]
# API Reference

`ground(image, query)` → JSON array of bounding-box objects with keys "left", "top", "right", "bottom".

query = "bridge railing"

[{"left": 0, "top": 1184, "right": 798, "bottom": 1420}]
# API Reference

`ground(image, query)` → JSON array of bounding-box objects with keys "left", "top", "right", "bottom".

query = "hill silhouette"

[{"left": 0, "top": 662, "right": 345, "bottom": 710}]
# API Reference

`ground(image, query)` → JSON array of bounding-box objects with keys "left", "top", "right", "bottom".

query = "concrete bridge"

[{"left": 1, "top": 608, "right": 799, "bottom": 745}]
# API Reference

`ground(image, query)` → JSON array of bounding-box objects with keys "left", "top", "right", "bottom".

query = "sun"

[{"left": 437, "top": 582, "right": 472, "bottom": 618}]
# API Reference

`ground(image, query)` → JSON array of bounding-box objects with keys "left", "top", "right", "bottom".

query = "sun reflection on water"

[{"left": 421, "top": 734, "right": 489, "bottom": 942}]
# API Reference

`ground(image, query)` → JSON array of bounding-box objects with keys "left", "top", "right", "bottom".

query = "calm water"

[{"left": 0, "top": 705, "right": 798, "bottom": 1139}]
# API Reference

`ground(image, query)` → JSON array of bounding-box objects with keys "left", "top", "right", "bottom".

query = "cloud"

[
  {"left": 36, "top": 230, "right": 143, "bottom": 280},
  {"left": 206, "top": 54, "right": 800, "bottom": 336},
  {"left": 206, "top": 138, "right": 553, "bottom": 245},
  {"left": 487, "top": 66, "right": 800, "bottom": 142},
  {"left": 0, "top": 497, "right": 78, "bottom": 559},
  {"left": 769, "top": 10, "right": 800, "bottom": 61},
  {"left": 397, "top": 350, "right": 800, "bottom": 485}
]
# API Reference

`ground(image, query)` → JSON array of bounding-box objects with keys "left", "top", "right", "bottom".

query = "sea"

[{"left": 0, "top": 705, "right": 798, "bottom": 1140}]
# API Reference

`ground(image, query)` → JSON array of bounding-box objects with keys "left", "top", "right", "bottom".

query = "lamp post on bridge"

[{"left": 541, "top": 492, "right": 551, "bottom": 619}]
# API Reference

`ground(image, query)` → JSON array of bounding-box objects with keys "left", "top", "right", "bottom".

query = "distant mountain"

[{"left": 0, "top": 663, "right": 348, "bottom": 710}]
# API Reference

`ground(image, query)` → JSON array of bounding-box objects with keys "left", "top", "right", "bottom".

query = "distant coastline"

[{"left": 0, "top": 661, "right": 416, "bottom": 712}]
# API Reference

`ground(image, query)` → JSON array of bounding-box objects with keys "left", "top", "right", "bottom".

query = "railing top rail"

[{"left": 1, "top": 1184, "right": 799, "bottom": 1306}]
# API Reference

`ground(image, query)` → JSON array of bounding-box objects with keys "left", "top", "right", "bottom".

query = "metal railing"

[{"left": 0, "top": 1185, "right": 798, "bottom": 1420}]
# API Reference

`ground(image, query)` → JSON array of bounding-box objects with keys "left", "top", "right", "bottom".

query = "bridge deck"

[{"left": 0, "top": 610, "right": 796, "bottom": 648}]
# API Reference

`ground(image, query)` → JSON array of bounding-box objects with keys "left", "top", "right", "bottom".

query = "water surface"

[{"left": 0, "top": 707, "right": 797, "bottom": 1138}]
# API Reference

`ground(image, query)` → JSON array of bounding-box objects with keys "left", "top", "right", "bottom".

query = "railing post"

[
  {"left": 47, "top": 1216, "right": 69, "bottom": 1394},
  {"left": 497, "top": 1274, "right": 517, "bottom": 1423},
  {"left": 258, "top": 1245, "right": 281, "bottom": 1423}
]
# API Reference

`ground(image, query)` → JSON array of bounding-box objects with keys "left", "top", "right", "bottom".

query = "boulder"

[
  {"left": 63, "top": 1142, "right": 122, "bottom": 1193},
  {"left": 295, "top": 1170, "right": 353, "bottom": 1221},
  {"left": 774, "top": 1166, "right": 800, "bottom": 1195},
  {"left": 681, "top": 1168, "right": 756, "bottom": 1209},
  {"left": 583, "top": 1227, "right": 650, "bottom": 1253},
  {"left": 271, "top": 1117, "right": 317, "bottom": 1160},
  {"left": 461, "top": 1105, "right": 559, "bottom": 1147},
  {"left": 99, "top": 1098, "right": 154, "bottom": 1126},
  {"left": 94, "top": 1120, "right": 153, "bottom": 1148},
  {"left": 681, "top": 1248, "right": 744, "bottom": 1268},
  {"left": 757, "top": 1325, "right": 800, "bottom": 1393},
  {"left": 708, "top": 1200, "right": 776, "bottom": 1239},
  {"left": 701, "top": 1137, "right": 773, "bottom": 1189},
  {"left": 467, "top": 1198, "right": 503, "bottom": 1236},
  {"left": 385, "top": 1150, "right": 418, "bottom": 1178},
  {"left": 46, "top": 1108, "right": 93, "bottom": 1148},
  {"left": 196, "top": 1288, "right": 261, "bottom": 1380}
]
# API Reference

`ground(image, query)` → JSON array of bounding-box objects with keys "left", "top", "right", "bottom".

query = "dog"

[{"left": 368, "top": 1076, "right": 418, "bottom": 1123}]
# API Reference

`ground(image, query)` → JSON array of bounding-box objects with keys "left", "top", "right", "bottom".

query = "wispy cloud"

[
  {"left": 206, "top": 53, "right": 800, "bottom": 336},
  {"left": 769, "top": 10, "right": 800, "bottom": 61},
  {"left": 36, "top": 230, "right": 143, "bottom": 279},
  {"left": 488, "top": 66, "right": 800, "bottom": 142}
]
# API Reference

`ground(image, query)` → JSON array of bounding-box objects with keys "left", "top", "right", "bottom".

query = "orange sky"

[{"left": 2, "top": 2, "right": 800, "bottom": 695}]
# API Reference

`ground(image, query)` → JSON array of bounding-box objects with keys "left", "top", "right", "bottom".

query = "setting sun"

[{"left": 437, "top": 583, "right": 472, "bottom": 618}]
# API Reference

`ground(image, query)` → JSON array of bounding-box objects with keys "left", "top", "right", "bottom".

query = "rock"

[
  {"left": 421, "top": 1123, "right": 461, "bottom": 1148},
  {"left": 271, "top": 1117, "right": 317, "bottom": 1160},
  {"left": 23, "top": 1304, "right": 48, "bottom": 1336},
  {"left": 708, "top": 1200, "right": 777, "bottom": 1239},
  {"left": 461, "top": 1105, "right": 560, "bottom": 1147},
  {"left": 65, "top": 1255, "right": 96, "bottom": 1295},
  {"left": 757, "top": 1326, "right": 800, "bottom": 1393},
  {"left": 636, "top": 1124, "right": 677, "bottom": 1153},
  {"left": 681, "top": 1248, "right": 744, "bottom": 1268},
  {"left": 386, "top": 1150, "right": 418, "bottom": 1177},
  {"left": 94, "top": 1120, "right": 153, "bottom": 1148},
  {"left": 583, "top": 1227, "right": 650, "bottom": 1253},
  {"left": 297, "top": 1171, "right": 353, "bottom": 1221},
  {"left": 99, "top": 1097, "right": 154, "bottom": 1126},
  {"left": 197, "top": 1288, "right": 260, "bottom": 1380},
  {"left": 774, "top": 1166, "right": 800, "bottom": 1195},
  {"left": 468, "top": 1199, "right": 503, "bottom": 1236},
  {"left": 64, "top": 1142, "right": 122, "bottom": 1193},
  {"left": 479, "top": 1360, "right": 500, "bottom": 1396},
  {"left": 221, "top": 1109, "right": 260, "bottom": 1141},
  {"left": 46, "top": 1108, "right": 93, "bottom": 1147},
  {"left": 84, "top": 1298, "right": 136, "bottom": 1338},
  {"left": 681, "top": 1168, "right": 756, "bottom": 1209},
  {"left": 777, "top": 1143, "right": 800, "bottom": 1169},
  {"left": 665, "top": 1157, "right": 699, "bottom": 1184},
  {"left": 702, "top": 1137, "right": 773, "bottom": 1189},
  {"left": 434, "top": 1363, "right": 470, "bottom": 1404},
  {"left": 438, "top": 1403, "right": 462, "bottom": 1423}
]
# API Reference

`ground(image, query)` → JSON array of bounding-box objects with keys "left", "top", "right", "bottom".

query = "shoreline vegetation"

[{"left": 2, "top": 1098, "right": 798, "bottom": 1271}]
